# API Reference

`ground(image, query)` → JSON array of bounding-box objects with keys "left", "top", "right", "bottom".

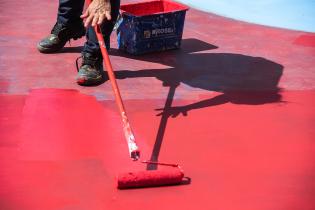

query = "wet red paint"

[
  {"left": 0, "top": 79, "right": 10, "bottom": 94},
  {"left": 294, "top": 34, "right": 315, "bottom": 47},
  {"left": 0, "top": 95, "right": 25, "bottom": 148},
  {"left": 1, "top": 89, "right": 315, "bottom": 210},
  {"left": 120, "top": 0, "right": 188, "bottom": 16}
]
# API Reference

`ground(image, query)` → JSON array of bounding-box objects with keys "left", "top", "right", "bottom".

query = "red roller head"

[{"left": 117, "top": 168, "right": 185, "bottom": 189}]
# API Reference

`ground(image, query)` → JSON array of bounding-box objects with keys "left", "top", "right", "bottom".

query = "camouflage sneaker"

[
  {"left": 76, "top": 52, "right": 104, "bottom": 86},
  {"left": 37, "top": 22, "right": 85, "bottom": 53}
]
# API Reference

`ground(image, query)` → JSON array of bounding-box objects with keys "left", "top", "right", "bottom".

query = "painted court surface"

[{"left": 1, "top": 0, "right": 315, "bottom": 210}]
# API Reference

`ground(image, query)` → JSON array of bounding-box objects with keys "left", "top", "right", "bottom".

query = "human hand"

[
  {"left": 81, "top": 0, "right": 111, "bottom": 27},
  {"left": 155, "top": 107, "right": 188, "bottom": 118}
]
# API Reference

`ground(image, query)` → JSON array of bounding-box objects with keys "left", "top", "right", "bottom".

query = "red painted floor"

[{"left": 1, "top": 1, "right": 315, "bottom": 210}]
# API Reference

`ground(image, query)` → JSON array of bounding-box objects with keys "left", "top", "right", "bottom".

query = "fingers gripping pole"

[{"left": 86, "top": 0, "right": 140, "bottom": 160}]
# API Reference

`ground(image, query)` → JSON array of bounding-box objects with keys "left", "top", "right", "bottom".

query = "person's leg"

[
  {"left": 37, "top": 0, "right": 86, "bottom": 53},
  {"left": 57, "top": 0, "right": 85, "bottom": 26},
  {"left": 77, "top": 0, "right": 120, "bottom": 85},
  {"left": 83, "top": 0, "right": 121, "bottom": 56}
]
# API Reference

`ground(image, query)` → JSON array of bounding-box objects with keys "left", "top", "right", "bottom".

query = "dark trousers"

[{"left": 57, "top": 0, "right": 120, "bottom": 56}]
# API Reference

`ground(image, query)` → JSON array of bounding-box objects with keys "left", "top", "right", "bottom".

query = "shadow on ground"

[
  {"left": 111, "top": 38, "right": 284, "bottom": 106},
  {"left": 107, "top": 38, "right": 284, "bottom": 170}
]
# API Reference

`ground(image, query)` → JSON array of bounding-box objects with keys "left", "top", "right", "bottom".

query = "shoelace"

[
  {"left": 75, "top": 55, "right": 98, "bottom": 72},
  {"left": 51, "top": 23, "right": 64, "bottom": 36},
  {"left": 75, "top": 56, "right": 82, "bottom": 72}
]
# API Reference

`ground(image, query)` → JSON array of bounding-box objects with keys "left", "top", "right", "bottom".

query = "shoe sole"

[
  {"left": 76, "top": 75, "right": 103, "bottom": 86},
  {"left": 37, "top": 43, "right": 65, "bottom": 53}
]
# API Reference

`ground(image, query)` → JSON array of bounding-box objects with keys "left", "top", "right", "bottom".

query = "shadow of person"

[
  {"left": 111, "top": 38, "right": 284, "bottom": 105},
  {"left": 109, "top": 38, "right": 284, "bottom": 170}
]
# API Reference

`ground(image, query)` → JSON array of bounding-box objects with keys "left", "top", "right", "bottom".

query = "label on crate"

[{"left": 143, "top": 27, "right": 175, "bottom": 39}]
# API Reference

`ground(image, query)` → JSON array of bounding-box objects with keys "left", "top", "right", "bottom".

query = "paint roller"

[
  {"left": 117, "top": 161, "right": 185, "bottom": 189},
  {"left": 85, "top": 0, "right": 186, "bottom": 189}
]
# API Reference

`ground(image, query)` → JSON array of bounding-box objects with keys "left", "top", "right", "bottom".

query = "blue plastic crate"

[{"left": 116, "top": 0, "right": 189, "bottom": 55}]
